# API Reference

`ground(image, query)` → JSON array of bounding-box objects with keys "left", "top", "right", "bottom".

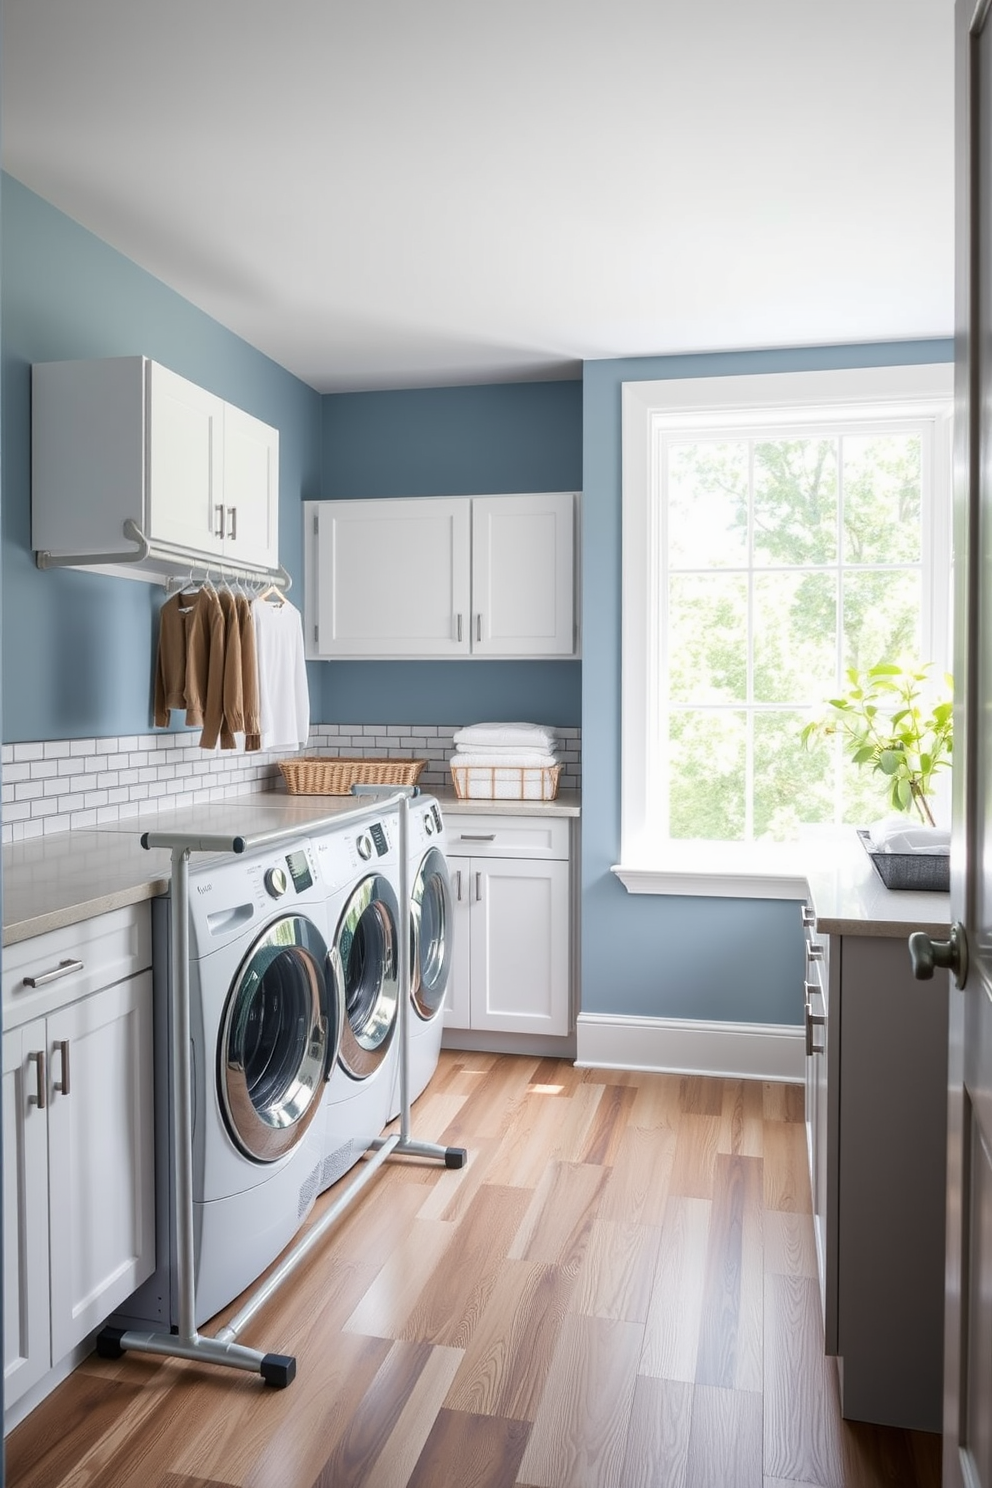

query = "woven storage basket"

[
  {"left": 450, "top": 762, "right": 561, "bottom": 802},
  {"left": 279, "top": 757, "right": 426, "bottom": 795}
]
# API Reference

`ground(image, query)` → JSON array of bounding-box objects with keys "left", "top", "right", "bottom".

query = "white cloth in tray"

[
  {"left": 449, "top": 749, "right": 559, "bottom": 768},
  {"left": 452, "top": 722, "right": 558, "bottom": 752},
  {"left": 451, "top": 764, "right": 559, "bottom": 800}
]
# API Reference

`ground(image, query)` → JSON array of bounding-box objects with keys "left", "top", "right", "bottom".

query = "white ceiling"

[{"left": 1, "top": 0, "right": 955, "bottom": 394}]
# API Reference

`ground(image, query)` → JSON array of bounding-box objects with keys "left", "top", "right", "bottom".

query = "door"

[
  {"left": 469, "top": 857, "right": 570, "bottom": 1036},
  {"left": 3, "top": 1021, "right": 50, "bottom": 1409},
  {"left": 223, "top": 402, "right": 279, "bottom": 570},
  {"left": 146, "top": 360, "right": 225, "bottom": 556},
  {"left": 47, "top": 974, "right": 155, "bottom": 1360},
  {"left": 471, "top": 492, "right": 575, "bottom": 656},
  {"left": 313, "top": 497, "right": 471, "bottom": 657},
  {"left": 943, "top": 5, "right": 992, "bottom": 1478}
]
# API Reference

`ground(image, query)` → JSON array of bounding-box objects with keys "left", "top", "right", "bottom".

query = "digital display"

[{"left": 285, "top": 850, "right": 313, "bottom": 892}]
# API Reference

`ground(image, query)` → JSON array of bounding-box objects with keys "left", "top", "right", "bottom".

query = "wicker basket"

[
  {"left": 450, "top": 762, "right": 561, "bottom": 802},
  {"left": 279, "top": 757, "right": 426, "bottom": 795}
]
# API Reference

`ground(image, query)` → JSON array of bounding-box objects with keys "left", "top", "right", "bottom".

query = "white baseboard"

[{"left": 575, "top": 1012, "right": 804, "bottom": 1083}]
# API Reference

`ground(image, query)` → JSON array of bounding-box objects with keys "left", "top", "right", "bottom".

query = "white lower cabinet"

[
  {"left": 3, "top": 906, "right": 155, "bottom": 1422},
  {"left": 444, "top": 815, "right": 572, "bottom": 1038}
]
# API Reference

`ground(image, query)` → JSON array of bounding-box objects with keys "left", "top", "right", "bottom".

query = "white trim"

[
  {"left": 613, "top": 863, "right": 808, "bottom": 900},
  {"left": 575, "top": 1011, "right": 804, "bottom": 1083},
  {"left": 620, "top": 362, "right": 955, "bottom": 867}
]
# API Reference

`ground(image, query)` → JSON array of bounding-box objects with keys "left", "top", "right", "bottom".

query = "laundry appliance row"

[{"left": 117, "top": 794, "right": 452, "bottom": 1333}]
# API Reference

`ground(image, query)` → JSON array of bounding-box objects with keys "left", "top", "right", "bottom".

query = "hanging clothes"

[
  {"left": 237, "top": 593, "right": 262, "bottom": 752},
  {"left": 153, "top": 590, "right": 197, "bottom": 728},
  {"left": 252, "top": 597, "right": 310, "bottom": 752}
]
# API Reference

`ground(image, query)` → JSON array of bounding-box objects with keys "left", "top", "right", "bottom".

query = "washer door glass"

[
  {"left": 335, "top": 873, "right": 399, "bottom": 1079},
  {"left": 220, "top": 914, "right": 330, "bottom": 1163},
  {"left": 412, "top": 847, "right": 452, "bottom": 1020}
]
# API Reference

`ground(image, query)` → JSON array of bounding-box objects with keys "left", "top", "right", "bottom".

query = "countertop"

[
  {"left": 2, "top": 787, "right": 581, "bottom": 945},
  {"left": 804, "top": 831, "right": 951, "bottom": 939}
]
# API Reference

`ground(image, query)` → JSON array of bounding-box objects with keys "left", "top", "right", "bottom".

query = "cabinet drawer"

[
  {"left": 3, "top": 904, "right": 153, "bottom": 1028},
  {"left": 446, "top": 815, "right": 570, "bottom": 860}
]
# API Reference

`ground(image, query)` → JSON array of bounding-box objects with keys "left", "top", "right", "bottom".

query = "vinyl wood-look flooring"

[{"left": 7, "top": 1054, "right": 942, "bottom": 1488}]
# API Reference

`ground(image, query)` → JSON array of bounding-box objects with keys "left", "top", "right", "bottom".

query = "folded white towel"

[
  {"left": 452, "top": 722, "right": 558, "bottom": 751},
  {"left": 450, "top": 750, "right": 559, "bottom": 768}
]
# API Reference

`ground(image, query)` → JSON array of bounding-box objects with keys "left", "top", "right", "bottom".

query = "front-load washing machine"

[
  {"left": 388, "top": 794, "right": 452, "bottom": 1121},
  {"left": 312, "top": 810, "right": 402, "bottom": 1190},
  {"left": 119, "top": 837, "right": 340, "bottom": 1329}
]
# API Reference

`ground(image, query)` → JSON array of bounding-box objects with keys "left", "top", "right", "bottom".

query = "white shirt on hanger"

[{"left": 251, "top": 597, "right": 310, "bottom": 752}]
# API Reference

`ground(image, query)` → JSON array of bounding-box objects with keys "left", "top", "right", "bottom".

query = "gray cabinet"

[{"left": 804, "top": 907, "right": 948, "bottom": 1432}]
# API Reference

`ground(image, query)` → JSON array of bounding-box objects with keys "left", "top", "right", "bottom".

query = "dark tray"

[{"left": 857, "top": 829, "right": 950, "bottom": 892}]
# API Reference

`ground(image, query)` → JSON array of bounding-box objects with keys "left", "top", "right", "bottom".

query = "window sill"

[{"left": 612, "top": 838, "right": 815, "bottom": 899}]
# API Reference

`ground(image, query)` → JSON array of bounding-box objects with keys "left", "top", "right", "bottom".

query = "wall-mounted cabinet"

[
  {"left": 32, "top": 356, "right": 279, "bottom": 579},
  {"left": 303, "top": 492, "right": 579, "bottom": 660}
]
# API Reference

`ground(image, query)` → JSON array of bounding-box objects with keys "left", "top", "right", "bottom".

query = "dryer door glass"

[
  {"left": 412, "top": 847, "right": 452, "bottom": 1020},
  {"left": 335, "top": 874, "right": 400, "bottom": 1078},
  {"left": 220, "top": 914, "right": 331, "bottom": 1162}
]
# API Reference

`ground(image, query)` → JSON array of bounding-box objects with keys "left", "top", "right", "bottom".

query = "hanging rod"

[{"left": 35, "top": 518, "right": 292, "bottom": 593}]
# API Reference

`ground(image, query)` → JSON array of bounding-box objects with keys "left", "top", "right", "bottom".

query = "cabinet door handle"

[
  {"left": 805, "top": 997, "right": 826, "bottom": 1057},
  {"left": 228, "top": 506, "right": 237, "bottom": 540},
  {"left": 29, "top": 1050, "right": 46, "bottom": 1110},
  {"left": 54, "top": 1039, "right": 71, "bottom": 1097},
  {"left": 22, "top": 958, "right": 84, "bottom": 989},
  {"left": 456, "top": 614, "right": 463, "bottom": 642},
  {"left": 454, "top": 870, "right": 462, "bottom": 902},
  {"left": 215, "top": 503, "right": 226, "bottom": 540},
  {"left": 459, "top": 834, "right": 496, "bottom": 842},
  {"left": 475, "top": 872, "right": 482, "bottom": 901},
  {"left": 476, "top": 614, "right": 482, "bottom": 643}
]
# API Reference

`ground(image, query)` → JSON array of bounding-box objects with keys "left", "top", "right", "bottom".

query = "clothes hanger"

[{"left": 254, "top": 578, "right": 285, "bottom": 606}]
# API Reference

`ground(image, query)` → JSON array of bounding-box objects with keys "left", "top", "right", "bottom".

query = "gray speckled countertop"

[{"left": 2, "top": 787, "right": 580, "bottom": 945}]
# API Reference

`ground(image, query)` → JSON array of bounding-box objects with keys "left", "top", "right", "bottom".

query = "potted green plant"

[{"left": 800, "top": 661, "right": 953, "bottom": 827}]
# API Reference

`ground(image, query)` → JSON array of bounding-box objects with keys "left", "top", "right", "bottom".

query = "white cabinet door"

[
  {"left": 3, "top": 1021, "right": 51, "bottom": 1411},
  {"left": 471, "top": 492, "right": 575, "bottom": 657},
  {"left": 47, "top": 972, "right": 155, "bottom": 1361},
  {"left": 312, "top": 497, "right": 471, "bottom": 658},
  {"left": 444, "top": 854, "right": 570, "bottom": 1036},
  {"left": 147, "top": 360, "right": 225, "bottom": 557},
  {"left": 222, "top": 402, "right": 279, "bottom": 570},
  {"left": 443, "top": 861, "right": 474, "bottom": 1029}
]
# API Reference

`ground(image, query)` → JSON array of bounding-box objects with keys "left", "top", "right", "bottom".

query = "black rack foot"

[
  {"left": 261, "top": 1353, "right": 297, "bottom": 1388},
  {"left": 96, "top": 1327, "right": 126, "bottom": 1360},
  {"left": 445, "top": 1147, "right": 468, "bottom": 1169}
]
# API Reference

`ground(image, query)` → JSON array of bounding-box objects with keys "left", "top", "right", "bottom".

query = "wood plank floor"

[{"left": 6, "top": 1054, "right": 943, "bottom": 1487}]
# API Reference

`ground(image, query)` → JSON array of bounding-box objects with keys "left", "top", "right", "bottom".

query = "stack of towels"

[{"left": 449, "top": 722, "right": 561, "bottom": 800}]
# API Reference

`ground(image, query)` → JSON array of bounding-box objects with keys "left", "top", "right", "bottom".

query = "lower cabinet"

[
  {"left": 445, "top": 815, "right": 572, "bottom": 1038},
  {"left": 803, "top": 905, "right": 949, "bottom": 1432},
  {"left": 3, "top": 906, "right": 155, "bottom": 1422}
]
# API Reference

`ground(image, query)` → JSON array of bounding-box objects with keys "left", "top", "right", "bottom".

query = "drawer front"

[
  {"left": 3, "top": 904, "right": 153, "bottom": 1028},
  {"left": 446, "top": 815, "right": 570, "bottom": 861}
]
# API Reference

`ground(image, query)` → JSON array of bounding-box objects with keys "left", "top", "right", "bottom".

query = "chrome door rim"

[
  {"left": 218, "top": 913, "right": 330, "bottom": 1163},
  {"left": 335, "top": 873, "right": 399, "bottom": 1079},
  {"left": 411, "top": 847, "right": 452, "bottom": 1021}
]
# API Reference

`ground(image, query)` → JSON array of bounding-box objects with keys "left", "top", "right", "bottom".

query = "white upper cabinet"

[
  {"left": 305, "top": 491, "right": 579, "bottom": 660},
  {"left": 32, "top": 356, "right": 280, "bottom": 577}
]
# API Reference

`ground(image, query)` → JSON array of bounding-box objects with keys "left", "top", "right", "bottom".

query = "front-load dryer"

[
  {"left": 389, "top": 794, "right": 452, "bottom": 1121},
  {"left": 120, "top": 837, "right": 340, "bottom": 1329},
  {"left": 312, "top": 811, "right": 402, "bottom": 1190}
]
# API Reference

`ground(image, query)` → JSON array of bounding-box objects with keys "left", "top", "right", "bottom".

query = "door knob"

[{"left": 908, "top": 922, "right": 968, "bottom": 988}]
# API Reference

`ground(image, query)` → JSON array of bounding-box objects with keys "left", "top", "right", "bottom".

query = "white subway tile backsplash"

[{"left": 3, "top": 721, "right": 580, "bottom": 843}]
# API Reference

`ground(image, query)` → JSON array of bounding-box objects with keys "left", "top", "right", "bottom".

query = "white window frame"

[{"left": 615, "top": 364, "right": 954, "bottom": 898}]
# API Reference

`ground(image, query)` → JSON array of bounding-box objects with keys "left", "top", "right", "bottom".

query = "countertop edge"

[{"left": 3, "top": 877, "right": 171, "bottom": 947}]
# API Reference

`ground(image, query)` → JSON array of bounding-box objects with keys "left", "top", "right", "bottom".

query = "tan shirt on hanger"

[
  {"left": 185, "top": 587, "right": 226, "bottom": 748},
  {"left": 153, "top": 591, "right": 197, "bottom": 728},
  {"left": 237, "top": 594, "right": 262, "bottom": 752}
]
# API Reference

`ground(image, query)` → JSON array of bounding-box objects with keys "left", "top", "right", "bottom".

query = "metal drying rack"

[{"left": 96, "top": 787, "right": 465, "bottom": 1388}]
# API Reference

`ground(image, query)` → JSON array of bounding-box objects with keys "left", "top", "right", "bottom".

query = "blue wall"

[
  {"left": 319, "top": 383, "right": 582, "bottom": 725},
  {"left": 1, "top": 175, "right": 322, "bottom": 743},
  {"left": 581, "top": 339, "right": 954, "bottom": 1025}
]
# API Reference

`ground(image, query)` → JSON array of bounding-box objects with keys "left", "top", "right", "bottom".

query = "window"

[{"left": 619, "top": 365, "right": 953, "bottom": 877}]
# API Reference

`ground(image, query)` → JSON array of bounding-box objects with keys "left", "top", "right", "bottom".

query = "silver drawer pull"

[
  {"left": 215, "top": 503, "right": 226, "bottom": 539},
  {"left": 454, "top": 870, "right": 463, "bottom": 901},
  {"left": 459, "top": 834, "right": 496, "bottom": 842},
  {"left": 456, "top": 614, "right": 463, "bottom": 642},
  {"left": 228, "top": 505, "right": 237, "bottom": 540},
  {"left": 476, "top": 614, "right": 482, "bottom": 643},
  {"left": 29, "top": 1050, "right": 46, "bottom": 1110},
  {"left": 476, "top": 871, "right": 482, "bottom": 901},
  {"left": 55, "top": 1039, "right": 71, "bottom": 1097},
  {"left": 22, "top": 958, "right": 84, "bottom": 989},
  {"left": 805, "top": 998, "right": 826, "bottom": 1057}
]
